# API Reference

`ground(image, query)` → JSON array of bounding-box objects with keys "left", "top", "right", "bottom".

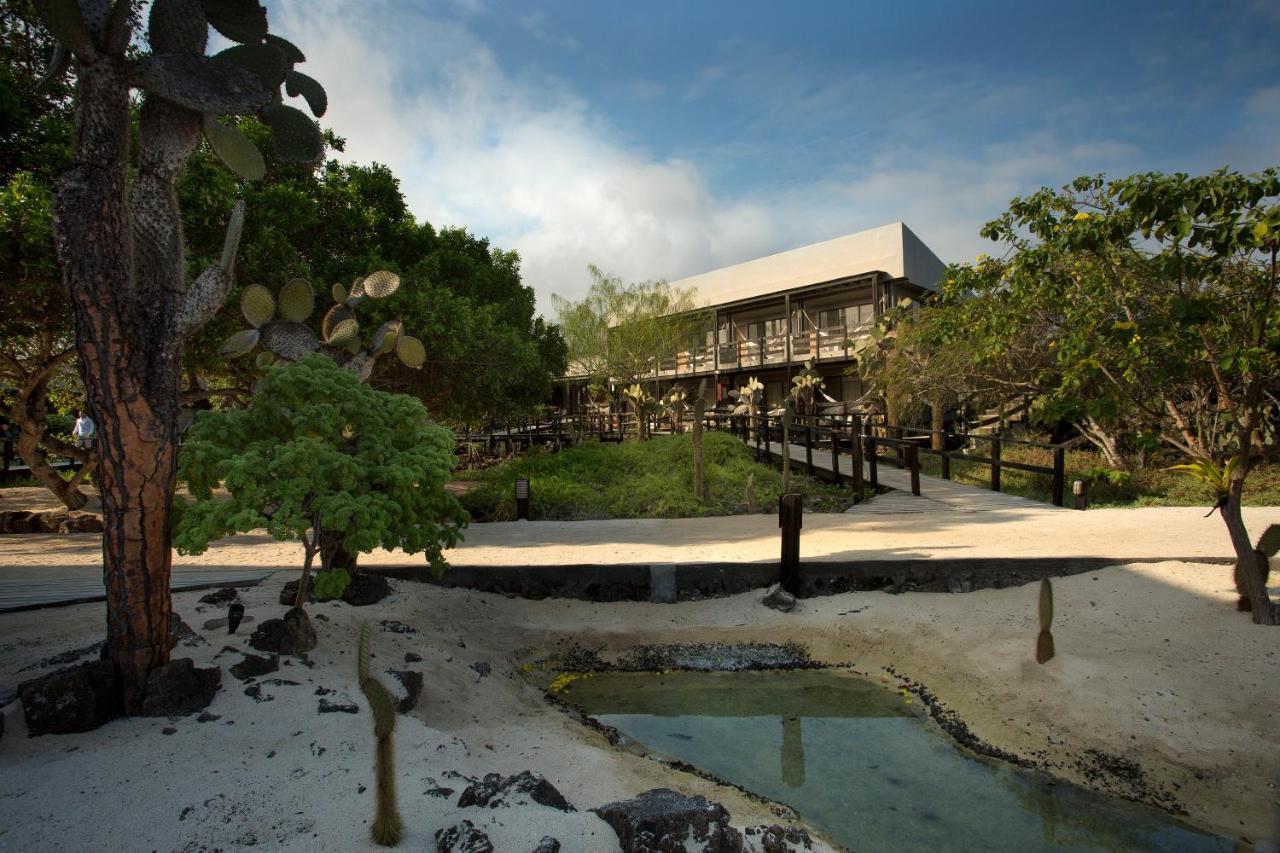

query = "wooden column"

[{"left": 779, "top": 493, "right": 803, "bottom": 595}]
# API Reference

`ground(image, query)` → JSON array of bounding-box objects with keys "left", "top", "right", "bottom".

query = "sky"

[{"left": 267, "top": 0, "right": 1280, "bottom": 314}]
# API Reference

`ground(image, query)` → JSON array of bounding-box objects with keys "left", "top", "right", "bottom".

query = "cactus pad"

[
  {"left": 260, "top": 321, "right": 320, "bottom": 360},
  {"left": 202, "top": 115, "right": 266, "bottom": 181},
  {"left": 395, "top": 334, "right": 426, "bottom": 368},
  {"left": 362, "top": 270, "right": 401, "bottom": 299},
  {"left": 321, "top": 304, "right": 355, "bottom": 341},
  {"left": 326, "top": 318, "right": 361, "bottom": 349},
  {"left": 278, "top": 277, "right": 315, "bottom": 323},
  {"left": 1036, "top": 578, "right": 1055, "bottom": 664},
  {"left": 371, "top": 321, "right": 401, "bottom": 355},
  {"left": 331, "top": 282, "right": 347, "bottom": 304},
  {"left": 240, "top": 284, "right": 276, "bottom": 327},
  {"left": 254, "top": 351, "right": 275, "bottom": 370},
  {"left": 219, "top": 328, "right": 260, "bottom": 357},
  {"left": 346, "top": 277, "right": 366, "bottom": 304}
]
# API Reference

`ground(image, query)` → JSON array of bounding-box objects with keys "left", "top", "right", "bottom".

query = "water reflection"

[{"left": 562, "top": 670, "right": 1231, "bottom": 853}]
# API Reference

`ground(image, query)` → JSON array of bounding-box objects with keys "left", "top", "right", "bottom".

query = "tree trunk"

[
  {"left": 320, "top": 528, "right": 359, "bottom": 572},
  {"left": 930, "top": 399, "right": 944, "bottom": 452},
  {"left": 692, "top": 400, "right": 705, "bottom": 501},
  {"left": 52, "top": 63, "right": 182, "bottom": 712},
  {"left": 13, "top": 381, "right": 90, "bottom": 510},
  {"left": 1221, "top": 484, "right": 1277, "bottom": 625},
  {"left": 1076, "top": 416, "right": 1129, "bottom": 470}
]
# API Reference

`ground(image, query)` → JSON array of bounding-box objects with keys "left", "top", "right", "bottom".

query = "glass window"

[{"left": 818, "top": 308, "right": 845, "bottom": 329}]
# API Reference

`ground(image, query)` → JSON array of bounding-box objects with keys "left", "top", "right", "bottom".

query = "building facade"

[{"left": 561, "top": 221, "right": 947, "bottom": 414}]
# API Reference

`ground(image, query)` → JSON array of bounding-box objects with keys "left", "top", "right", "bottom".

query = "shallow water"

[{"left": 562, "top": 670, "right": 1230, "bottom": 853}]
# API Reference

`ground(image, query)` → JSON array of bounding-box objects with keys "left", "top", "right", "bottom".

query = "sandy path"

[{"left": 3, "top": 506, "right": 1278, "bottom": 581}]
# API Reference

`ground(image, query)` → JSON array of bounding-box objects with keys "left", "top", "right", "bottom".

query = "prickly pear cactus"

[{"left": 219, "top": 270, "right": 427, "bottom": 382}]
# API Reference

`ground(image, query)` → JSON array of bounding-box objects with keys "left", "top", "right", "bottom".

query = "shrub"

[{"left": 175, "top": 356, "right": 468, "bottom": 574}]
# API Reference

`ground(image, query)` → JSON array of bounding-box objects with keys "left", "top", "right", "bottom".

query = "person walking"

[{"left": 72, "top": 409, "right": 96, "bottom": 451}]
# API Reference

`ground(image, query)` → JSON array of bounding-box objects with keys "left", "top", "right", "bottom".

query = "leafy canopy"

[{"left": 174, "top": 355, "right": 468, "bottom": 572}]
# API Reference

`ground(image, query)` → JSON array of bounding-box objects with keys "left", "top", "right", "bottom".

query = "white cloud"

[{"left": 268, "top": 2, "right": 1174, "bottom": 316}]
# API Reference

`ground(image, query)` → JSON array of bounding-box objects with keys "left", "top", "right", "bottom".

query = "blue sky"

[{"left": 270, "top": 0, "right": 1280, "bottom": 312}]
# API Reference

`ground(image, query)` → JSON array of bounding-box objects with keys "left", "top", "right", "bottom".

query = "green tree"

[
  {"left": 174, "top": 355, "right": 467, "bottom": 611},
  {"left": 954, "top": 169, "right": 1280, "bottom": 624},
  {"left": 40, "top": 0, "right": 328, "bottom": 710},
  {"left": 552, "top": 265, "right": 706, "bottom": 398},
  {"left": 0, "top": 2, "right": 95, "bottom": 507}
]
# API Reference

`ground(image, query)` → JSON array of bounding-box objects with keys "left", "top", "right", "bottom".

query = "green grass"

[
  {"left": 913, "top": 443, "right": 1280, "bottom": 508},
  {"left": 456, "top": 432, "right": 861, "bottom": 521}
]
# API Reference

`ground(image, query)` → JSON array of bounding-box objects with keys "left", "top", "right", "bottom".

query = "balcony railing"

[{"left": 654, "top": 321, "right": 874, "bottom": 377}]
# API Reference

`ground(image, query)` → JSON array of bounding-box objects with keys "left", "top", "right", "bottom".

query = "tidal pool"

[{"left": 561, "top": 670, "right": 1230, "bottom": 852}]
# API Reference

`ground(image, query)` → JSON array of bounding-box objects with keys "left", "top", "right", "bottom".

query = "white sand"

[{"left": 1, "top": 503, "right": 1279, "bottom": 848}]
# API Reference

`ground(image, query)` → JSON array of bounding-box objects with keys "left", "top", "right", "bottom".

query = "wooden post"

[
  {"left": 850, "top": 415, "right": 864, "bottom": 498},
  {"left": 829, "top": 429, "right": 842, "bottom": 486},
  {"left": 779, "top": 493, "right": 803, "bottom": 595},
  {"left": 1052, "top": 446, "right": 1066, "bottom": 507},
  {"left": 865, "top": 435, "right": 878, "bottom": 488},
  {"left": 908, "top": 445, "right": 920, "bottom": 496},
  {"left": 1073, "top": 478, "right": 1088, "bottom": 511},
  {"left": 764, "top": 414, "right": 772, "bottom": 461},
  {"left": 805, "top": 419, "right": 814, "bottom": 475},
  {"left": 941, "top": 450, "right": 951, "bottom": 479},
  {"left": 991, "top": 435, "right": 1002, "bottom": 492}
]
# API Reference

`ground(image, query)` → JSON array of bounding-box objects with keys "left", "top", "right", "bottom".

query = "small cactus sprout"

[
  {"left": 277, "top": 277, "right": 316, "bottom": 323},
  {"left": 332, "top": 282, "right": 348, "bottom": 303},
  {"left": 1036, "top": 577, "right": 1055, "bottom": 664},
  {"left": 254, "top": 351, "right": 275, "bottom": 370},
  {"left": 240, "top": 284, "right": 276, "bottom": 328},
  {"left": 220, "top": 328, "right": 260, "bottom": 357},
  {"left": 358, "top": 623, "right": 404, "bottom": 846}
]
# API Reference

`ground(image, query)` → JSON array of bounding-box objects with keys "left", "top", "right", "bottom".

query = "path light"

[
  {"left": 515, "top": 477, "right": 530, "bottom": 520},
  {"left": 1073, "top": 479, "right": 1087, "bottom": 511}
]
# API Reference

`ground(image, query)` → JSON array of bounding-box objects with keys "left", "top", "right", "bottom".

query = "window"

[{"left": 818, "top": 308, "right": 845, "bottom": 329}]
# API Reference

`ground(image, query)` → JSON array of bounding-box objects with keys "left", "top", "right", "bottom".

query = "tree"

[
  {"left": 39, "top": 0, "right": 328, "bottom": 710},
  {"left": 174, "top": 356, "right": 467, "bottom": 616},
  {"left": 0, "top": 2, "right": 95, "bottom": 508},
  {"left": 955, "top": 170, "right": 1280, "bottom": 624},
  {"left": 552, "top": 265, "right": 706, "bottom": 395}
]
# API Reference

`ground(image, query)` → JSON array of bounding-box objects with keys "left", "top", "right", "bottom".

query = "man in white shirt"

[{"left": 72, "top": 410, "right": 95, "bottom": 450}]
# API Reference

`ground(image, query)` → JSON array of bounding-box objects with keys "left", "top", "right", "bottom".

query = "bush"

[
  {"left": 174, "top": 356, "right": 468, "bottom": 573},
  {"left": 458, "top": 432, "right": 857, "bottom": 520}
]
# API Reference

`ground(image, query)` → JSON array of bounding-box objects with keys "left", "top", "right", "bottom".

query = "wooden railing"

[{"left": 453, "top": 409, "right": 1070, "bottom": 508}]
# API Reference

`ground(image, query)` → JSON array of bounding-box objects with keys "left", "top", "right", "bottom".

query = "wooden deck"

[{"left": 766, "top": 440, "right": 1063, "bottom": 515}]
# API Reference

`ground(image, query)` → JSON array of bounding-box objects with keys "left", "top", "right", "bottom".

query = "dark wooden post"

[
  {"left": 893, "top": 425, "right": 904, "bottom": 466},
  {"left": 1052, "top": 446, "right": 1066, "bottom": 507},
  {"left": 764, "top": 415, "right": 772, "bottom": 460},
  {"left": 755, "top": 417, "right": 763, "bottom": 461},
  {"left": 515, "top": 478, "right": 530, "bottom": 520},
  {"left": 851, "top": 414, "right": 864, "bottom": 498},
  {"left": 865, "top": 435, "right": 878, "bottom": 488},
  {"left": 3, "top": 438, "right": 13, "bottom": 474},
  {"left": 908, "top": 445, "right": 920, "bottom": 496},
  {"left": 990, "top": 435, "right": 1002, "bottom": 492},
  {"left": 829, "top": 429, "right": 842, "bottom": 486},
  {"left": 805, "top": 419, "right": 814, "bottom": 475},
  {"left": 941, "top": 450, "right": 951, "bottom": 480},
  {"left": 779, "top": 493, "right": 803, "bottom": 595}
]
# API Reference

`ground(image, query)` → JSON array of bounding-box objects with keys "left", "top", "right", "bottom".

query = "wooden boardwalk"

[
  {"left": 767, "top": 440, "right": 1063, "bottom": 515},
  {"left": 0, "top": 569, "right": 277, "bottom": 613}
]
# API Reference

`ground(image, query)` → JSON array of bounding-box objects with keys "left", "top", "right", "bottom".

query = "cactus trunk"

[{"left": 1035, "top": 577, "right": 1055, "bottom": 663}]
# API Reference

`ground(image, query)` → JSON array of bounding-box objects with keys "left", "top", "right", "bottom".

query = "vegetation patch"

[{"left": 457, "top": 432, "right": 860, "bottom": 520}]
